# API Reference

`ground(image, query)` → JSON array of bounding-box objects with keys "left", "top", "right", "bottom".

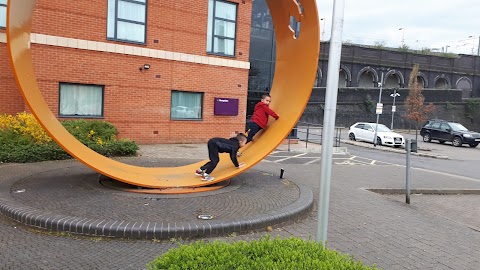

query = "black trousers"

[
  {"left": 247, "top": 121, "right": 262, "bottom": 143},
  {"left": 201, "top": 139, "right": 219, "bottom": 174}
]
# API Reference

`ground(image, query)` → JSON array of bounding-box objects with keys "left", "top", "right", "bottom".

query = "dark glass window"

[
  {"left": 207, "top": 0, "right": 237, "bottom": 57},
  {"left": 171, "top": 91, "right": 203, "bottom": 120},
  {"left": 431, "top": 122, "right": 441, "bottom": 129},
  {"left": 107, "top": 0, "right": 147, "bottom": 44},
  {"left": 59, "top": 83, "right": 104, "bottom": 117},
  {"left": 440, "top": 123, "right": 450, "bottom": 131},
  {"left": 0, "top": 0, "right": 7, "bottom": 28}
]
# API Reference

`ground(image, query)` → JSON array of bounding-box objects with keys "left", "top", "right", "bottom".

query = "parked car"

[
  {"left": 420, "top": 119, "right": 480, "bottom": 147},
  {"left": 348, "top": 122, "right": 405, "bottom": 148}
]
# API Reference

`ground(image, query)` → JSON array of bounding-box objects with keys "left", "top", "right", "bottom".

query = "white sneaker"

[
  {"left": 195, "top": 169, "right": 204, "bottom": 176},
  {"left": 201, "top": 173, "right": 215, "bottom": 181}
]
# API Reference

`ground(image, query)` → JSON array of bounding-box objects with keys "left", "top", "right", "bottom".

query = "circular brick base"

[{"left": 0, "top": 159, "right": 313, "bottom": 239}]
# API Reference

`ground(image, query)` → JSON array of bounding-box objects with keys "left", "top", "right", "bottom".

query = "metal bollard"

[
  {"left": 280, "top": 168, "right": 285, "bottom": 179},
  {"left": 405, "top": 139, "right": 411, "bottom": 204}
]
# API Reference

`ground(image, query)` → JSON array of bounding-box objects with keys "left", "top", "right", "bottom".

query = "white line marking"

[
  {"left": 274, "top": 153, "right": 308, "bottom": 163},
  {"left": 304, "top": 158, "right": 321, "bottom": 165},
  {"left": 268, "top": 155, "right": 318, "bottom": 159}
]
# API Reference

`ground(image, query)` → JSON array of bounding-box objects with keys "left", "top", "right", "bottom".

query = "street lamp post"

[
  {"left": 399, "top": 28, "right": 405, "bottom": 47},
  {"left": 373, "top": 68, "right": 387, "bottom": 147},
  {"left": 320, "top": 18, "right": 326, "bottom": 41},
  {"left": 390, "top": 89, "right": 400, "bottom": 130},
  {"left": 468, "top": 35, "right": 480, "bottom": 55}
]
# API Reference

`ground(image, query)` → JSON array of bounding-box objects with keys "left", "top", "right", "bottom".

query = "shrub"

[
  {"left": 61, "top": 119, "right": 138, "bottom": 156},
  {"left": 0, "top": 113, "right": 138, "bottom": 163},
  {"left": 0, "top": 112, "right": 52, "bottom": 143},
  {"left": 0, "top": 140, "right": 71, "bottom": 163},
  {"left": 147, "top": 236, "right": 378, "bottom": 270}
]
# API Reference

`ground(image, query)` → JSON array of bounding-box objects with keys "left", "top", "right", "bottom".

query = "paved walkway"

[{"left": 1, "top": 143, "right": 480, "bottom": 269}]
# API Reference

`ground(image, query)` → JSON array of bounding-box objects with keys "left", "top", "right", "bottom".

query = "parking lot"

[{"left": 264, "top": 150, "right": 397, "bottom": 166}]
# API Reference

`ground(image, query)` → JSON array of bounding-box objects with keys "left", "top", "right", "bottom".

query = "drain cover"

[{"left": 197, "top": 214, "right": 214, "bottom": 220}]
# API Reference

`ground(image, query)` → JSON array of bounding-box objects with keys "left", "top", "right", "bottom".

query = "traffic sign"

[{"left": 376, "top": 103, "right": 383, "bottom": 114}]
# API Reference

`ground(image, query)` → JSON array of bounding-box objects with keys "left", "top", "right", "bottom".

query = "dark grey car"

[{"left": 420, "top": 119, "right": 480, "bottom": 148}]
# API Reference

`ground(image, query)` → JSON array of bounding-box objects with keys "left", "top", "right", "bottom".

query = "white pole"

[
  {"left": 390, "top": 89, "right": 397, "bottom": 130},
  {"left": 406, "top": 139, "right": 411, "bottom": 204},
  {"left": 478, "top": 36, "right": 480, "bottom": 56},
  {"left": 373, "top": 71, "right": 384, "bottom": 147},
  {"left": 316, "top": 0, "right": 345, "bottom": 245}
]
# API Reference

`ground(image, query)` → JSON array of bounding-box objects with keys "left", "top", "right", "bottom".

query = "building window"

[
  {"left": 59, "top": 83, "right": 104, "bottom": 117},
  {"left": 171, "top": 91, "right": 203, "bottom": 120},
  {"left": 0, "top": 0, "right": 7, "bottom": 28},
  {"left": 107, "top": 0, "right": 147, "bottom": 44},
  {"left": 207, "top": 0, "right": 237, "bottom": 57}
]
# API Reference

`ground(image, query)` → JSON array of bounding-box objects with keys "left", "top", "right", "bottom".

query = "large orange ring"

[{"left": 6, "top": 0, "right": 319, "bottom": 188}]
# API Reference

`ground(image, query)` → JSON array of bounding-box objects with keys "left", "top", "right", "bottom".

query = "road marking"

[
  {"left": 274, "top": 153, "right": 308, "bottom": 163},
  {"left": 268, "top": 155, "right": 319, "bottom": 159},
  {"left": 334, "top": 160, "right": 366, "bottom": 165},
  {"left": 304, "top": 158, "right": 321, "bottom": 165},
  {"left": 407, "top": 167, "right": 480, "bottom": 183},
  {"left": 267, "top": 152, "right": 402, "bottom": 166}
]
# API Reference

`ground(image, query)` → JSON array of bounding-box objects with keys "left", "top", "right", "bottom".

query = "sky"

[{"left": 316, "top": 0, "right": 480, "bottom": 55}]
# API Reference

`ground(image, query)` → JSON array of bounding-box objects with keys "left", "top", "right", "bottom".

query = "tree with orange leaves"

[{"left": 404, "top": 64, "right": 436, "bottom": 142}]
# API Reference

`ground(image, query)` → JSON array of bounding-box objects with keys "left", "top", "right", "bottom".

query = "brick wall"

[
  {"left": 0, "top": 0, "right": 252, "bottom": 144},
  {"left": 0, "top": 38, "right": 25, "bottom": 114}
]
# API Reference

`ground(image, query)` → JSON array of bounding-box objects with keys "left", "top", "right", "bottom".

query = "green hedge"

[
  {"left": 148, "top": 236, "right": 378, "bottom": 270},
  {"left": 0, "top": 119, "right": 138, "bottom": 163}
]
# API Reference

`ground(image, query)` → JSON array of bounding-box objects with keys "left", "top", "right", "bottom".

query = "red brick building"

[{"left": 0, "top": 0, "right": 251, "bottom": 144}]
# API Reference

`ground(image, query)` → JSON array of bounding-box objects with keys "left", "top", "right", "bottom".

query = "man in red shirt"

[{"left": 247, "top": 94, "right": 279, "bottom": 143}]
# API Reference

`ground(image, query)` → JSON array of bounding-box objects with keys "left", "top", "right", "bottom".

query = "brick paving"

[
  {"left": 0, "top": 158, "right": 312, "bottom": 240},
  {"left": 1, "top": 144, "right": 480, "bottom": 269}
]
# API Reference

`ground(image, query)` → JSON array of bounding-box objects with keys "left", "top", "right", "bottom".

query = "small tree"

[
  {"left": 398, "top": 44, "right": 410, "bottom": 52},
  {"left": 404, "top": 64, "right": 435, "bottom": 141},
  {"left": 373, "top": 41, "right": 386, "bottom": 49}
]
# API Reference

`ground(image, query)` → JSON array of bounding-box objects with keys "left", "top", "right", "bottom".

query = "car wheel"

[
  {"left": 349, "top": 133, "right": 356, "bottom": 141},
  {"left": 452, "top": 136, "right": 462, "bottom": 147},
  {"left": 376, "top": 136, "right": 382, "bottom": 146},
  {"left": 423, "top": 133, "right": 431, "bottom": 142},
  {"left": 469, "top": 143, "right": 479, "bottom": 148},
  {"left": 439, "top": 140, "right": 445, "bottom": 144}
]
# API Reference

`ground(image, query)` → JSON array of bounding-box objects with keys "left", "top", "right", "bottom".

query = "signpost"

[
  {"left": 373, "top": 71, "right": 384, "bottom": 147},
  {"left": 390, "top": 89, "right": 400, "bottom": 130},
  {"left": 317, "top": 0, "right": 345, "bottom": 246},
  {"left": 376, "top": 103, "right": 383, "bottom": 115}
]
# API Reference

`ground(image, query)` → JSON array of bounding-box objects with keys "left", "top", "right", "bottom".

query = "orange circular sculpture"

[{"left": 6, "top": 0, "right": 319, "bottom": 188}]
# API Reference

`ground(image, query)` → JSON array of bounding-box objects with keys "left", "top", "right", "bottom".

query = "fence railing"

[{"left": 286, "top": 122, "right": 344, "bottom": 151}]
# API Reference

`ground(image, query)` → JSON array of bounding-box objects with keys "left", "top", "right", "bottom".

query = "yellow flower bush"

[
  {"left": 0, "top": 112, "right": 52, "bottom": 143},
  {"left": 1, "top": 113, "right": 138, "bottom": 163}
]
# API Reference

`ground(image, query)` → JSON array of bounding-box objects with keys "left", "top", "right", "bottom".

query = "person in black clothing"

[{"left": 195, "top": 133, "right": 247, "bottom": 181}]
